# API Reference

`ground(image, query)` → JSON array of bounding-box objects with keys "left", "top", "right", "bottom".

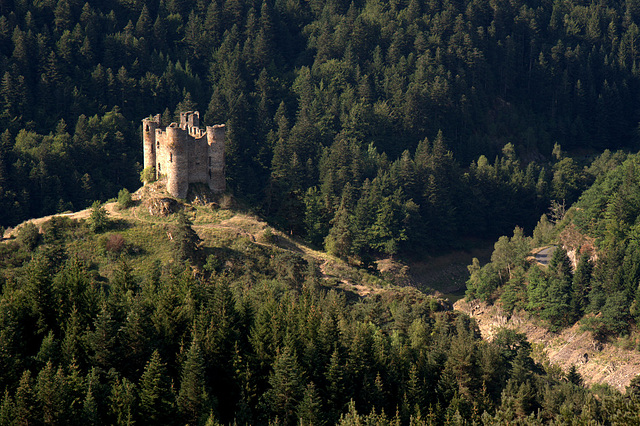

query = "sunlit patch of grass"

[
  {"left": 191, "top": 206, "right": 234, "bottom": 225},
  {"left": 116, "top": 222, "right": 175, "bottom": 271},
  {"left": 133, "top": 204, "right": 181, "bottom": 224},
  {"left": 61, "top": 216, "right": 177, "bottom": 282}
]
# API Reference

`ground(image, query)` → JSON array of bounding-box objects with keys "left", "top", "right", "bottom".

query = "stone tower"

[
  {"left": 142, "top": 114, "right": 161, "bottom": 181},
  {"left": 142, "top": 112, "right": 226, "bottom": 199}
]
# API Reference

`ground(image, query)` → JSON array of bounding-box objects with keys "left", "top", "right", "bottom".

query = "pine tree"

[
  {"left": 303, "top": 186, "right": 330, "bottom": 247},
  {"left": 109, "top": 377, "right": 136, "bottom": 426},
  {"left": 80, "top": 392, "right": 97, "bottom": 426},
  {"left": 120, "top": 298, "right": 151, "bottom": 375},
  {"left": 14, "top": 370, "right": 37, "bottom": 425},
  {"left": 61, "top": 305, "right": 84, "bottom": 365},
  {"left": 542, "top": 276, "right": 572, "bottom": 330},
  {"left": 139, "top": 350, "right": 175, "bottom": 423},
  {"left": 18, "top": 221, "right": 40, "bottom": 251},
  {"left": 87, "top": 201, "right": 109, "bottom": 233},
  {"left": 86, "top": 303, "right": 118, "bottom": 370},
  {"left": 35, "top": 362, "right": 66, "bottom": 424},
  {"left": 25, "top": 253, "right": 55, "bottom": 334},
  {"left": 324, "top": 197, "right": 354, "bottom": 259},
  {"left": 566, "top": 365, "right": 583, "bottom": 387},
  {"left": 572, "top": 254, "right": 593, "bottom": 318},
  {"left": 297, "top": 382, "right": 323, "bottom": 426},
  {"left": 550, "top": 247, "right": 572, "bottom": 279},
  {"left": 0, "top": 390, "right": 14, "bottom": 425},
  {"left": 173, "top": 211, "right": 201, "bottom": 263},
  {"left": 54, "top": 0, "right": 72, "bottom": 33},
  {"left": 264, "top": 346, "right": 304, "bottom": 425},
  {"left": 135, "top": 5, "right": 152, "bottom": 38},
  {"left": 35, "top": 330, "right": 59, "bottom": 366},
  {"left": 178, "top": 338, "right": 211, "bottom": 425}
]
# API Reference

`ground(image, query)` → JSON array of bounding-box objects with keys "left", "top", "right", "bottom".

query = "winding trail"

[{"left": 2, "top": 189, "right": 393, "bottom": 300}]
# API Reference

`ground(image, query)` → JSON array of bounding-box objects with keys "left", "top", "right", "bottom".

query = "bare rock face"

[
  {"left": 454, "top": 299, "right": 640, "bottom": 393},
  {"left": 558, "top": 223, "right": 598, "bottom": 269},
  {"left": 144, "top": 197, "right": 179, "bottom": 217}
]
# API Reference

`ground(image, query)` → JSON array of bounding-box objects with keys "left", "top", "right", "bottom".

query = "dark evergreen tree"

[
  {"left": 572, "top": 254, "right": 593, "bottom": 318},
  {"left": 173, "top": 211, "right": 201, "bottom": 264},
  {"left": 86, "top": 303, "right": 118, "bottom": 370},
  {"left": 139, "top": 350, "right": 175, "bottom": 423},
  {"left": 178, "top": 337, "right": 211, "bottom": 425},
  {"left": 109, "top": 376, "right": 136, "bottom": 426},
  {"left": 264, "top": 346, "right": 304, "bottom": 425}
]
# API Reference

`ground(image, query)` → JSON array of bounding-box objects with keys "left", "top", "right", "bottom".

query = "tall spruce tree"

[
  {"left": 178, "top": 337, "right": 211, "bottom": 424},
  {"left": 139, "top": 350, "right": 175, "bottom": 423}
]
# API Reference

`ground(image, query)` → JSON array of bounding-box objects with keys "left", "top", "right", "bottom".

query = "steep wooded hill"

[
  {"left": 460, "top": 152, "right": 640, "bottom": 396},
  {"left": 2, "top": 0, "right": 640, "bottom": 260},
  {"left": 2, "top": 183, "right": 640, "bottom": 424}
]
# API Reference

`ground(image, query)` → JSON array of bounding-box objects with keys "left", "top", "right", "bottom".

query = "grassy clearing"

[{"left": 191, "top": 206, "right": 234, "bottom": 225}]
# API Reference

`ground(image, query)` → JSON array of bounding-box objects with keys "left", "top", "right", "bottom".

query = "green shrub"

[
  {"left": 17, "top": 222, "right": 40, "bottom": 250},
  {"left": 204, "top": 254, "right": 222, "bottom": 274},
  {"left": 88, "top": 201, "right": 109, "bottom": 233},
  {"left": 262, "top": 227, "right": 276, "bottom": 244},
  {"left": 118, "top": 188, "right": 133, "bottom": 210},
  {"left": 140, "top": 166, "right": 156, "bottom": 184}
]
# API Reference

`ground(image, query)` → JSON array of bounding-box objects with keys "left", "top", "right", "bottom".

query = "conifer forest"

[{"left": 3, "top": 0, "right": 640, "bottom": 423}]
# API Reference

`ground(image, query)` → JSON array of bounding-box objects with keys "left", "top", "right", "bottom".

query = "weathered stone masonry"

[{"left": 142, "top": 111, "right": 225, "bottom": 199}]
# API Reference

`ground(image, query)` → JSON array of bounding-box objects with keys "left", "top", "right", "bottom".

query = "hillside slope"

[
  {"left": 455, "top": 299, "right": 640, "bottom": 393},
  {"left": 458, "top": 152, "right": 640, "bottom": 393},
  {"left": 7, "top": 183, "right": 640, "bottom": 423},
  {"left": 2, "top": 182, "right": 420, "bottom": 301}
]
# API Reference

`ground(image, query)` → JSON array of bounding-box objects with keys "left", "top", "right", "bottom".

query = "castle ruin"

[{"left": 142, "top": 111, "right": 225, "bottom": 199}]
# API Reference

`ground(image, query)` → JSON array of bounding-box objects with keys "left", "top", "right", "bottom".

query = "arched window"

[
  {"left": 170, "top": 153, "right": 173, "bottom": 162},
  {"left": 145, "top": 124, "right": 149, "bottom": 132}
]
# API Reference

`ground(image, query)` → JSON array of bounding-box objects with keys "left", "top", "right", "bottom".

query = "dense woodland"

[
  {"left": 5, "top": 0, "right": 640, "bottom": 423},
  {"left": 1, "top": 208, "right": 640, "bottom": 425},
  {"left": 467, "top": 151, "right": 640, "bottom": 340},
  {"left": 2, "top": 0, "right": 640, "bottom": 259}
]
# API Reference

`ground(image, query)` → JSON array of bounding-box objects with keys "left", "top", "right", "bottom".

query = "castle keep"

[{"left": 142, "top": 111, "right": 225, "bottom": 199}]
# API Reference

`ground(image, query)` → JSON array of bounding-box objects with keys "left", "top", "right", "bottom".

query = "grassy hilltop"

[{"left": 2, "top": 182, "right": 640, "bottom": 424}]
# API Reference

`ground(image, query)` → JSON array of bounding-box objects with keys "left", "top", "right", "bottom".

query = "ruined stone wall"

[
  {"left": 207, "top": 124, "right": 226, "bottom": 193},
  {"left": 188, "top": 134, "right": 209, "bottom": 185},
  {"left": 143, "top": 112, "right": 226, "bottom": 198},
  {"left": 155, "top": 129, "right": 167, "bottom": 179},
  {"left": 142, "top": 115, "right": 161, "bottom": 178},
  {"left": 180, "top": 111, "right": 200, "bottom": 129}
]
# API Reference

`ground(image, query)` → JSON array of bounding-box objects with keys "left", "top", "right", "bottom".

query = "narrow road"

[{"left": 534, "top": 246, "right": 557, "bottom": 266}]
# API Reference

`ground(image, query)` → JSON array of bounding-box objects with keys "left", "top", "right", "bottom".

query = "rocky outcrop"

[
  {"left": 144, "top": 197, "right": 179, "bottom": 217},
  {"left": 558, "top": 223, "right": 597, "bottom": 269}
]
